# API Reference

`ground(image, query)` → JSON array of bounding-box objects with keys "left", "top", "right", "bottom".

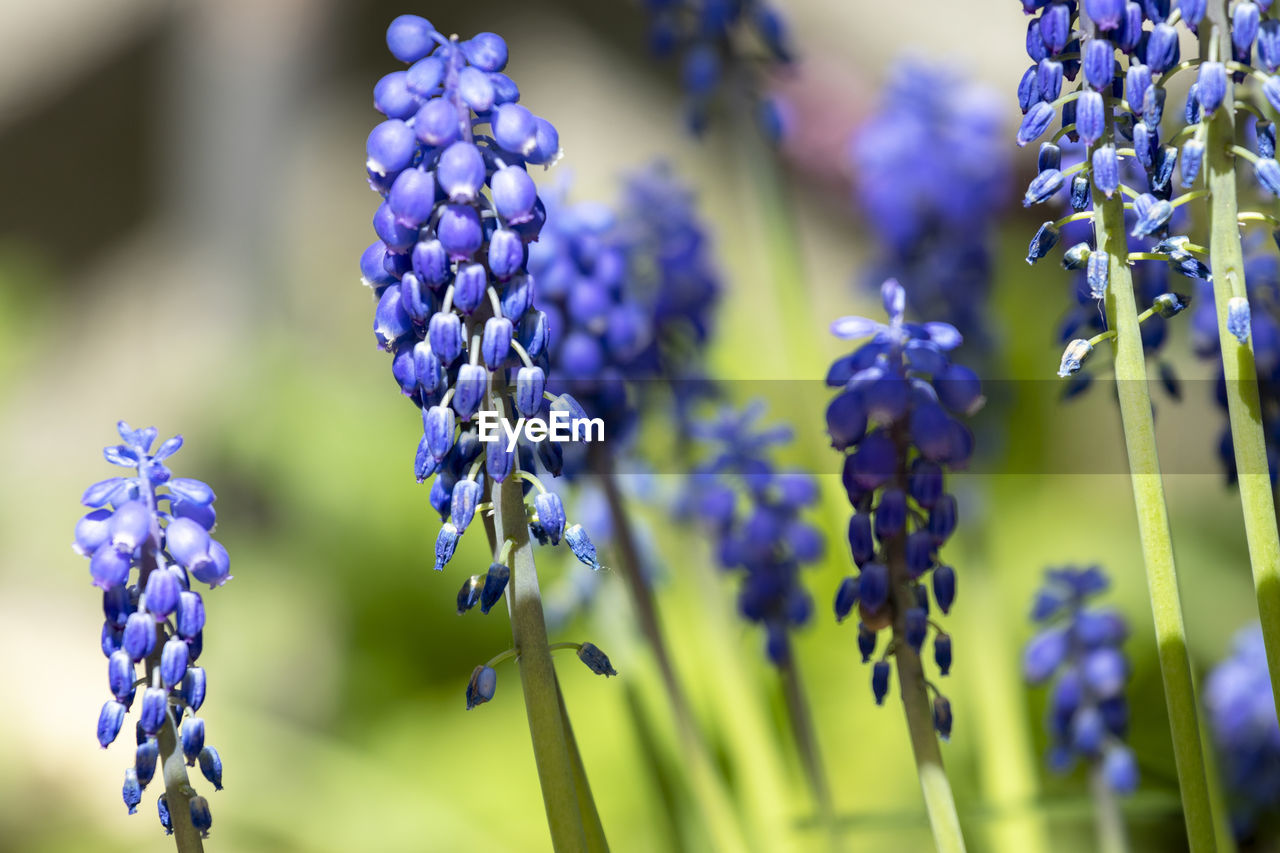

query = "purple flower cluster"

[
  {"left": 528, "top": 162, "right": 721, "bottom": 458},
  {"left": 74, "top": 422, "right": 226, "bottom": 837},
  {"left": 639, "top": 0, "right": 793, "bottom": 137},
  {"left": 1024, "top": 566, "right": 1138, "bottom": 794},
  {"left": 826, "top": 280, "right": 981, "bottom": 735},
  {"left": 360, "top": 16, "right": 599, "bottom": 576},
  {"left": 1205, "top": 624, "right": 1280, "bottom": 838},
  {"left": 683, "top": 403, "right": 823, "bottom": 665},
  {"left": 849, "top": 62, "right": 1009, "bottom": 347}
]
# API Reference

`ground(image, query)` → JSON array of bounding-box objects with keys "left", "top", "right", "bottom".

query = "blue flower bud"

[
  {"left": 1103, "top": 745, "right": 1140, "bottom": 793},
  {"left": 1038, "top": 142, "right": 1062, "bottom": 173},
  {"left": 526, "top": 118, "right": 560, "bottom": 166},
  {"left": 182, "top": 667, "right": 206, "bottom": 713},
  {"left": 909, "top": 459, "right": 944, "bottom": 508},
  {"left": 566, "top": 523, "right": 601, "bottom": 570},
  {"left": 198, "top": 745, "right": 223, "bottom": 790},
  {"left": 457, "top": 575, "right": 482, "bottom": 613},
  {"left": 1082, "top": 647, "right": 1127, "bottom": 697},
  {"left": 905, "top": 531, "right": 936, "bottom": 578},
  {"left": 1038, "top": 59, "right": 1064, "bottom": 101},
  {"left": 873, "top": 489, "right": 907, "bottom": 541},
  {"left": 1235, "top": 2, "right": 1261, "bottom": 59},
  {"left": 366, "top": 119, "right": 416, "bottom": 177},
  {"left": 1018, "top": 66, "right": 1041, "bottom": 113},
  {"left": 102, "top": 621, "right": 124, "bottom": 657},
  {"left": 834, "top": 577, "right": 859, "bottom": 622},
  {"left": 905, "top": 607, "right": 928, "bottom": 653},
  {"left": 481, "top": 318, "right": 513, "bottom": 369},
  {"left": 927, "top": 494, "right": 958, "bottom": 544},
  {"left": 1152, "top": 292, "right": 1189, "bottom": 318},
  {"left": 123, "top": 610, "right": 156, "bottom": 661},
  {"left": 872, "top": 660, "right": 891, "bottom": 705},
  {"left": 459, "top": 65, "right": 495, "bottom": 111},
  {"left": 1070, "top": 175, "right": 1091, "bottom": 211},
  {"left": 1132, "top": 121, "right": 1157, "bottom": 170},
  {"left": 827, "top": 393, "right": 868, "bottom": 453},
  {"left": 1180, "top": 138, "right": 1205, "bottom": 187},
  {"left": 414, "top": 98, "right": 459, "bottom": 147},
  {"left": 1024, "top": 168, "right": 1064, "bottom": 206},
  {"left": 1146, "top": 23, "right": 1179, "bottom": 73},
  {"left": 932, "top": 695, "right": 953, "bottom": 740},
  {"left": 466, "top": 665, "right": 497, "bottom": 709},
  {"left": 452, "top": 263, "right": 486, "bottom": 315},
  {"left": 1109, "top": 4, "right": 1138, "bottom": 51},
  {"left": 98, "top": 699, "right": 127, "bottom": 747},
  {"left": 520, "top": 310, "right": 549, "bottom": 358},
  {"left": 404, "top": 54, "right": 443, "bottom": 95},
  {"left": 1260, "top": 121, "right": 1276, "bottom": 159},
  {"left": 492, "top": 103, "right": 537, "bottom": 155},
  {"left": 108, "top": 648, "right": 135, "bottom": 699},
  {"left": 450, "top": 479, "right": 482, "bottom": 533},
  {"left": 1085, "top": 0, "right": 1124, "bottom": 29},
  {"left": 135, "top": 736, "right": 159, "bottom": 787},
  {"left": 486, "top": 442, "right": 515, "bottom": 483},
  {"left": 123, "top": 767, "right": 142, "bottom": 815},
  {"left": 578, "top": 642, "right": 618, "bottom": 676},
  {"left": 388, "top": 168, "right": 436, "bottom": 228},
  {"left": 480, "top": 563, "right": 510, "bottom": 614},
  {"left": 462, "top": 32, "right": 508, "bottom": 71},
  {"left": 453, "top": 364, "right": 487, "bottom": 420},
  {"left": 1196, "top": 62, "right": 1226, "bottom": 115},
  {"left": 1184, "top": 83, "right": 1203, "bottom": 125},
  {"left": 160, "top": 635, "right": 189, "bottom": 689},
  {"left": 492, "top": 166, "right": 538, "bottom": 225},
  {"left": 75, "top": 508, "right": 114, "bottom": 557},
  {"left": 1075, "top": 90, "right": 1103, "bottom": 146},
  {"left": 935, "top": 364, "right": 984, "bottom": 415},
  {"left": 1041, "top": 2, "right": 1071, "bottom": 53},
  {"left": 537, "top": 440, "right": 563, "bottom": 477},
  {"left": 932, "top": 565, "right": 957, "bottom": 615},
  {"left": 139, "top": 686, "right": 167, "bottom": 736},
  {"left": 1059, "top": 338, "right": 1094, "bottom": 377},
  {"left": 487, "top": 229, "right": 524, "bottom": 281},
  {"left": 1086, "top": 250, "right": 1110, "bottom": 299},
  {"left": 1017, "top": 101, "right": 1055, "bottom": 147},
  {"left": 386, "top": 14, "right": 436, "bottom": 63},
  {"left": 1024, "top": 629, "right": 1068, "bottom": 683},
  {"left": 434, "top": 523, "right": 459, "bottom": 572},
  {"left": 1257, "top": 157, "right": 1280, "bottom": 197},
  {"left": 175, "top": 590, "right": 205, "bottom": 640},
  {"left": 190, "top": 795, "right": 213, "bottom": 838},
  {"left": 847, "top": 514, "right": 875, "bottom": 566},
  {"left": 934, "top": 633, "right": 953, "bottom": 675},
  {"left": 1228, "top": 296, "right": 1252, "bottom": 343},
  {"left": 514, "top": 366, "right": 546, "bottom": 418},
  {"left": 182, "top": 717, "right": 205, "bottom": 765},
  {"left": 1027, "top": 220, "right": 1061, "bottom": 263},
  {"left": 1261, "top": 21, "right": 1280, "bottom": 71},
  {"left": 551, "top": 392, "right": 590, "bottom": 424},
  {"left": 437, "top": 203, "right": 483, "bottom": 259},
  {"left": 109, "top": 501, "right": 150, "bottom": 554},
  {"left": 859, "top": 562, "right": 890, "bottom": 612},
  {"left": 855, "top": 624, "right": 876, "bottom": 662},
  {"left": 1264, "top": 77, "right": 1280, "bottom": 118},
  {"left": 534, "top": 492, "right": 566, "bottom": 544},
  {"left": 1131, "top": 196, "right": 1172, "bottom": 237},
  {"left": 412, "top": 240, "right": 449, "bottom": 287},
  {"left": 1083, "top": 39, "right": 1115, "bottom": 90},
  {"left": 158, "top": 793, "right": 173, "bottom": 835},
  {"left": 424, "top": 405, "right": 456, "bottom": 461},
  {"left": 1125, "top": 64, "right": 1151, "bottom": 114}
]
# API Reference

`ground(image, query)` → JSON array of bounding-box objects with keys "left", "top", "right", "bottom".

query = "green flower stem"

[
  {"left": 554, "top": 673, "right": 610, "bottom": 853},
  {"left": 778, "top": 658, "right": 841, "bottom": 851},
  {"left": 592, "top": 451, "right": 750, "bottom": 852},
  {"left": 487, "top": 390, "right": 591, "bottom": 853},
  {"left": 1089, "top": 766, "right": 1131, "bottom": 853},
  {"left": 1204, "top": 7, "right": 1280, "bottom": 719},
  {"left": 138, "top": 514, "right": 203, "bottom": 852},
  {"left": 1089, "top": 91, "right": 1217, "bottom": 851},
  {"left": 887, "top": 429, "right": 966, "bottom": 853}
]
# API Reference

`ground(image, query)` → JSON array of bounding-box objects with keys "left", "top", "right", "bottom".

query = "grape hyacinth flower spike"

[
  {"left": 1205, "top": 624, "right": 1280, "bottom": 840},
  {"left": 826, "top": 279, "right": 977, "bottom": 852},
  {"left": 362, "top": 17, "right": 607, "bottom": 850},
  {"left": 638, "top": 0, "right": 793, "bottom": 139},
  {"left": 1025, "top": 566, "right": 1137, "bottom": 851},
  {"left": 74, "top": 422, "right": 230, "bottom": 849},
  {"left": 1010, "top": 3, "right": 1244, "bottom": 845}
]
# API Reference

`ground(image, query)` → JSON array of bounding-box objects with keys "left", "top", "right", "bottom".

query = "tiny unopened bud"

[
  {"left": 466, "top": 665, "right": 498, "bottom": 709},
  {"left": 578, "top": 642, "right": 618, "bottom": 676},
  {"left": 1058, "top": 339, "right": 1094, "bottom": 378}
]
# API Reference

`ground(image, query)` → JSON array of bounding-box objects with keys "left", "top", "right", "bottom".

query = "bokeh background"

[{"left": 0, "top": 1, "right": 1268, "bottom": 851}]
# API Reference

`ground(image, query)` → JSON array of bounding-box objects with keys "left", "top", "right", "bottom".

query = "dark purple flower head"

[
  {"left": 73, "top": 422, "right": 227, "bottom": 828},
  {"left": 827, "top": 280, "right": 979, "bottom": 731},
  {"left": 639, "top": 0, "right": 793, "bottom": 138},
  {"left": 1024, "top": 565, "right": 1137, "bottom": 794}
]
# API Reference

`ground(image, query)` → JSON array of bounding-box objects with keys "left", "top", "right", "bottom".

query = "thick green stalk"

[
  {"left": 778, "top": 659, "right": 841, "bottom": 851},
  {"left": 593, "top": 456, "right": 750, "bottom": 853},
  {"left": 491, "top": 443, "right": 590, "bottom": 852},
  {"left": 886, "top": 430, "right": 966, "bottom": 853},
  {"left": 1089, "top": 100, "right": 1216, "bottom": 851},
  {"left": 1089, "top": 766, "right": 1130, "bottom": 853},
  {"left": 554, "top": 674, "right": 609, "bottom": 853},
  {"left": 1203, "top": 6, "right": 1280, "bottom": 719}
]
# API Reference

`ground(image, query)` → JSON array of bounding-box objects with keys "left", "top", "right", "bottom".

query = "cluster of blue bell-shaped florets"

[
  {"left": 1024, "top": 565, "right": 1139, "bottom": 794},
  {"left": 826, "top": 280, "right": 983, "bottom": 738},
  {"left": 360, "top": 15, "right": 600, "bottom": 579},
  {"left": 681, "top": 403, "right": 824, "bottom": 665},
  {"left": 639, "top": 0, "right": 793, "bottom": 138},
  {"left": 74, "top": 422, "right": 226, "bottom": 837}
]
